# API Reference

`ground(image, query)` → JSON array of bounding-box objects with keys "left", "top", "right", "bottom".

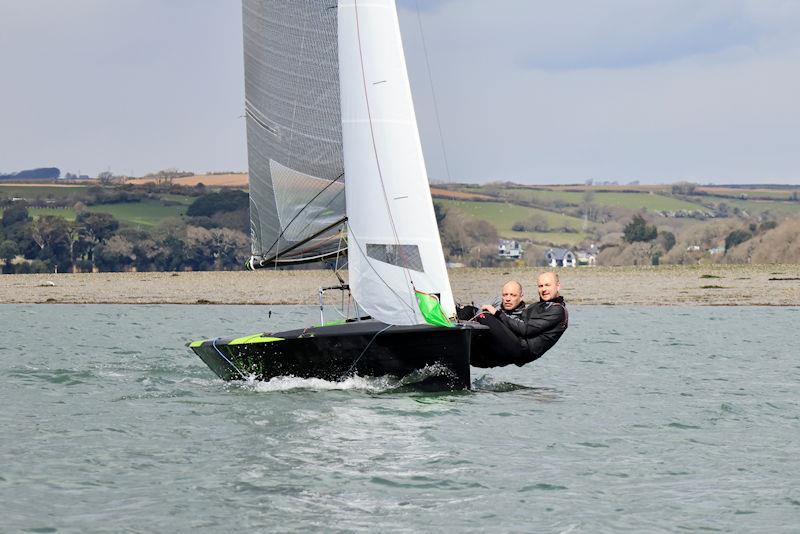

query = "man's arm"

[
  {"left": 494, "top": 309, "right": 528, "bottom": 336},
  {"left": 496, "top": 303, "right": 565, "bottom": 339}
]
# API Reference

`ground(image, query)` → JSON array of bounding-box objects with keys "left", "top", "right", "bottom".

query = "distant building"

[
  {"left": 545, "top": 247, "right": 576, "bottom": 267},
  {"left": 575, "top": 249, "right": 597, "bottom": 266},
  {"left": 498, "top": 239, "right": 523, "bottom": 260}
]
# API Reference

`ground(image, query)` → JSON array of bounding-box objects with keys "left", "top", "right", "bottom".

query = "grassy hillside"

[
  {"left": 0, "top": 199, "right": 188, "bottom": 227},
  {"left": 711, "top": 197, "right": 800, "bottom": 217},
  {"left": 505, "top": 189, "right": 711, "bottom": 213},
  {"left": 461, "top": 184, "right": 711, "bottom": 212},
  {"left": 4, "top": 181, "right": 798, "bottom": 260},
  {"left": 436, "top": 182, "right": 800, "bottom": 255},
  {"left": 699, "top": 185, "right": 800, "bottom": 201},
  {"left": 0, "top": 184, "right": 88, "bottom": 198},
  {"left": 438, "top": 199, "right": 591, "bottom": 245},
  {"left": 87, "top": 200, "right": 188, "bottom": 227}
]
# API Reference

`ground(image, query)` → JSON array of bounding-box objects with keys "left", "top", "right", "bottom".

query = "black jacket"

[{"left": 494, "top": 296, "right": 568, "bottom": 365}]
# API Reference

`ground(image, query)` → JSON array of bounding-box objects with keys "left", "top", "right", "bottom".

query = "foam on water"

[
  {"left": 238, "top": 373, "right": 395, "bottom": 393},
  {"left": 222, "top": 362, "right": 469, "bottom": 394}
]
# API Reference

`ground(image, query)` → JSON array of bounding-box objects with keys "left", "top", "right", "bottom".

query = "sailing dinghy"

[{"left": 189, "top": 0, "right": 485, "bottom": 390}]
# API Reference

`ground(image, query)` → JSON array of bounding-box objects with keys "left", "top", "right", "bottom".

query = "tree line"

[{"left": 0, "top": 190, "right": 250, "bottom": 274}]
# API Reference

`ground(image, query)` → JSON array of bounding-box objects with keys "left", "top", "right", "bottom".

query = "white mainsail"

[{"left": 338, "top": 0, "right": 456, "bottom": 325}]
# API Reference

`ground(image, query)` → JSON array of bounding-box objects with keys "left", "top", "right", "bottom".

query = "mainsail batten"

[{"left": 339, "top": 0, "right": 456, "bottom": 325}]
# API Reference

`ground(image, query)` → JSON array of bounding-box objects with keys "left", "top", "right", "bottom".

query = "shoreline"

[{"left": 1, "top": 264, "right": 799, "bottom": 306}]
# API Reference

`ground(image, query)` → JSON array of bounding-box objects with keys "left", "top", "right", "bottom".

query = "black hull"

[{"left": 190, "top": 321, "right": 485, "bottom": 390}]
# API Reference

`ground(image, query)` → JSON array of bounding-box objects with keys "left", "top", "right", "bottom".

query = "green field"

[
  {"left": 0, "top": 199, "right": 187, "bottom": 227},
  {"left": 14, "top": 207, "right": 78, "bottom": 220},
  {"left": 0, "top": 185, "right": 88, "bottom": 198},
  {"left": 500, "top": 188, "right": 711, "bottom": 213},
  {"left": 159, "top": 194, "right": 196, "bottom": 205},
  {"left": 459, "top": 184, "right": 713, "bottom": 212},
  {"left": 87, "top": 200, "right": 187, "bottom": 227},
  {"left": 716, "top": 198, "right": 800, "bottom": 217},
  {"left": 438, "top": 199, "right": 591, "bottom": 245},
  {"left": 702, "top": 188, "right": 800, "bottom": 201}
]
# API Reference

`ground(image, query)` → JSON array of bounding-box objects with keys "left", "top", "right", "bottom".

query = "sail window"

[{"left": 366, "top": 244, "right": 424, "bottom": 273}]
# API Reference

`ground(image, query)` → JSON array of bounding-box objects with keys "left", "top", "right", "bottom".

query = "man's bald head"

[
  {"left": 537, "top": 272, "right": 561, "bottom": 302},
  {"left": 501, "top": 280, "right": 523, "bottom": 311}
]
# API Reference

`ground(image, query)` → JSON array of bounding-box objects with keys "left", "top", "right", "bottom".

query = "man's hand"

[{"left": 481, "top": 304, "right": 497, "bottom": 315}]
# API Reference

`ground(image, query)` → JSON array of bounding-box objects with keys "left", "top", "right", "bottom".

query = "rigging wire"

[
  {"left": 333, "top": 227, "right": 355, "bottom": 319},
  {"left": 414, "top": 0, "right": 452, "bottom": 183},
  {"left": 211, "top": 338, "right": 248, "bottom": 380},
  {"left": 317, "top": 225, "right": 353, "bottom": 325},
  {"left": 340, "top": 323, "right": 394, "bottom": 380},
  {"left": 412, "top": 0, "right": 466, "bottom": 274}
]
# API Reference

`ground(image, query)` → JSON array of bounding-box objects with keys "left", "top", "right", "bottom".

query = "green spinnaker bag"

[{"left": 415, "top": 290, "right": 453, "bottom": 328}]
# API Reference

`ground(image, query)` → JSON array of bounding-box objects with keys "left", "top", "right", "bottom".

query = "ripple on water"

[
  {"left": 667, "top": 422, "right": 702, "bottom": 430},
  {"left": 518, "top": 483, "right": 568, "bottom": 491},
  {"left": 2, "top": 304, "right": 799, "bottom": 532},
  {"left": 8, "top": 368, "right": 97, "bottom": 387}
]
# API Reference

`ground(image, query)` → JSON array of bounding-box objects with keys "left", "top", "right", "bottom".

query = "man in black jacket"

[{"left": 470, "top": 272, "right": 568, "bottom": 368}]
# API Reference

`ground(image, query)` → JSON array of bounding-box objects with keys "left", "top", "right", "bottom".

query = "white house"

[
  {"left": 498, "top": 239, "right": 523, "bottom": 260},
  {"left": 545, "top": 248, "right": 576, "bottom": 267}
]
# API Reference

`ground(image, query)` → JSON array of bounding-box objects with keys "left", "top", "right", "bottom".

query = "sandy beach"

[{"left": 1, "top": 264, "right": 798, "bottom": 306}]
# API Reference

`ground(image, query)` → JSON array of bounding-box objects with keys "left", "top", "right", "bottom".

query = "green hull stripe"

[
  {"left": 228, "top": 334, "right": 285, "bottom": 346},
  {"left": 189, "top": 339, "right": 209, "bottom": 348}
]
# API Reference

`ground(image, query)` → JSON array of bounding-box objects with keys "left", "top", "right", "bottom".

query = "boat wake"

[
  {"left": 231, "top": 373, "right": 395, "bottom": 393},
  {"left": 470, "top": 374, "right": 532, "bottom": 392},
  {"left": 218, "top": 366, "right": 556, "bottom": 396},
  {"left": 225, "top": 362, "right": 467, "bottom": 394},
  {"left": 470, "top": 374, "right": 563, "bottom": 400}
]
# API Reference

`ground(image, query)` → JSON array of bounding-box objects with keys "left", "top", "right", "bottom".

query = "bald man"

[
  {"left": 471, "top": 271, "right": 568, "bottom": 368},
  {"left": 456, "top": 279, "right": 525, "bottom": 321},
  {"left": 490, "top": 280, "right": 526, "bottom": 319}
]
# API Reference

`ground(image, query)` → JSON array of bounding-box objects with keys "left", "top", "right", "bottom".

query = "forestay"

[
  {"left": 243, "top": 1, "right": 346, "bottom": 264},
  {"left": 338, "top": 0, "right": 456, "bottom": 325}
]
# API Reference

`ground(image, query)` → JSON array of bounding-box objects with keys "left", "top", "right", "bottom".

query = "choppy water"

[{"left": 1, "top": 304, "right": 799, "bottom": 533}]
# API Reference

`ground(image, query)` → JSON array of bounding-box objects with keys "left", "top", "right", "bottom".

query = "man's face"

[
  {"left": 501, "top": 282, "right": 523, "bottom": 310},
  {"left": 537, "top": 273, "right": 560, "bottom": 302}
]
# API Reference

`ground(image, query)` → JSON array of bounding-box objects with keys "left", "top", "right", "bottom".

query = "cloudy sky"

[{"left": 2, "top": 0, "right": 799, "bottom": 184}]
